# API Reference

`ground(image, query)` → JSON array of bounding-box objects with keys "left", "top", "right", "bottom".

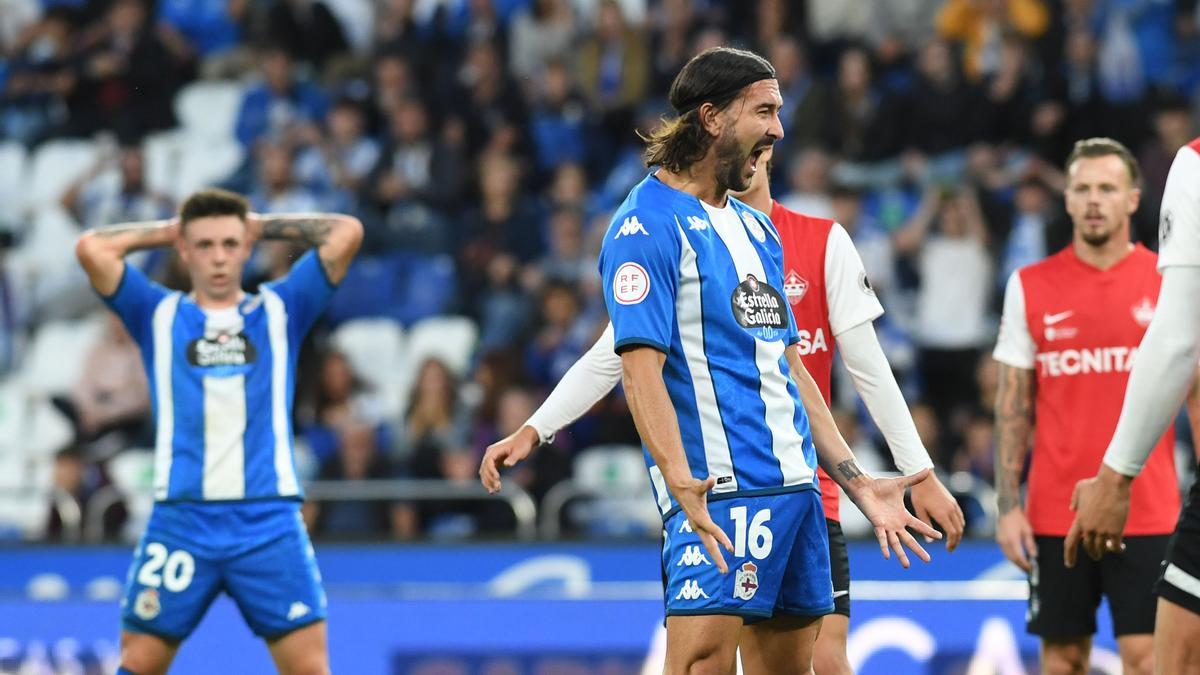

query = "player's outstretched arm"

[
  {"left": 785, "top": 345, "right": 941, "bottom": 567},
  {"left": 993, "top": 362, "right": 1037, "bottom": 573},
  {"left": 837, "top": 321, "right": 965, "bottom": 550},
  {"left": 75, "top": 218, "right": 179, "bottom": 295},
  {"left": 1065, "top": 266, "right": 1200, "bottom": 566},
  {"left": 480, "top": 324, "right": 622, "bottom": 494},
  {"left": 248, "top": 212, "right": 364, "bottom": 284},
  {"left": 622, "top": 345, "right": 734, "bottom": 573}
]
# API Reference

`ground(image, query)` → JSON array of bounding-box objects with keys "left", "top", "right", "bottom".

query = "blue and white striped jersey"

[
  {"left": 104, "top": 251, "right": 335, "bottom": 502},
  {"left": 599, "top": 173, "right": 820, "bottom": 520}
]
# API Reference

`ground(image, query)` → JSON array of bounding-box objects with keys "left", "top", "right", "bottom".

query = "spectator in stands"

[
  {"left": 936, "top": 0, "right": 1050, "bottom": 81},
  {"left": 247, "top": 142, "right": 322, "bottom": 214},
  {"left": 301, "top": 350, "right": 387, "bottom": 465},
  {"left": 307, "top": 422, "right": 413, "bottom": 539},
  {"left": 830, "top": 184, "right": 896, "bottom": 299},
  {"left": 508, "top": 0, "right": 576, "bottom": 83},
  {"left": 863, "top": 0, "right": 943, "bottom": 72},
  {"left": 0, "top": 7, "right": 76, "bottom": 145},
  {"left": 1000, "top": 178, "right": 1053, "bottom": 281},
  {"left": 576, "top": 0, "right": 649, "bottom": 148},
  {"left": 646, "top": 0, "right": 696, "bottom": 93},
  {"left": 266, "top": 0, "right": 349, "bottom": 71},
  {"left": 779, "top": 148, "right": 835, "bottom": 219},
  {"left": 293, "top": 96, "right": 380, "bottom": 208},
  {"left": 156, "top": 0, "right": 248, "bottom": 77},
  {"left": 454, "top": 38, "right": 528, "bottom": 159},
  {"left": 895, "top": 184, "right": 994, "bottom": 439},
  {"left": 480, "top": 385, "right": 573, "bottom": 503},
  {"left": 45, "top": 445, "right": 127, "bottom": 541},
  {"left": 51, "top": 312, "right": 150, "bottom": 444},
  {"left": 952, "top": 412, "right": 995, "bottom": 483},
  {"left": 402, "top": 358, "right": 470, "bottom": 489},
  {"left": 233, "top": 44, "right": 328, "bottom": 151},
  {"left": 910, "top": 402, "right": 944, "bottom": 466},
  {"left": 368, "top": 51, "right": 420, "bottom": 131},
  {"left": 828, "top": 46, "right": 905, "bottom": 188},
  {"left": 904, "top": 39, "right": 984, "bottom": 180},
  {"left": 532, "top": 207, "right": 590, "bottom": 287},
  {"left": 524, "top": 281, "right": 591, "bottom": 388},
  {"left": 1138, "top": 97, "right": 1196, "bottom": 241},
  {"left": 67, "top": 0, "right": 188, "bottom": 140},
  {"left": 979, "top": 34, "right": 1038, "bottom": 148},
  {"left": 61, "top": 144, "right": 173, "bottom": 230},
  {"left": 528, "top": 58, "right": 590, "bottom": 176}
]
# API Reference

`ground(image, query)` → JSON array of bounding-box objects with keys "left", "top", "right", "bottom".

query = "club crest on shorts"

[
  {"left": 741, "top": 212, "right": 767, "bottom": 243},
  {"left": 734, "top": 561, "right": 759, "bottom": 601},
  {"left": 134, "top": 588, "right": 161, "bottom": 621}
]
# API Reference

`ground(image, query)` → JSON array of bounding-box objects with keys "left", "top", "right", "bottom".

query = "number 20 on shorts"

[
  {"left": 137, "top": 542, "right": 196, "bottom": 592},
  {"left": 730, "top": 506, "right": 773, "bottom": 559}
]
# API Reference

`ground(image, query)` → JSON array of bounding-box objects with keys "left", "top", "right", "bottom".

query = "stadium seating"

[
  {"left": 405, "top": 315, "right": 478, "bottom": 381},
  {"left": 330, "top": 318, "right": 409, "bottom": 419},
  {"left": 542, "top": 444, "right": 661, "bottom": 538},
  {"left": 0, "top": 142, "right": 28, "bottom": 227},
  {"left": 24, "top": 140, "right": 98, "bottom": 209},
  {"left": 172, "top": 137, "right": 244, "bottom": 201},
  {"left": 173, "top": 80, "right": 245, "bottom": 144},
  {"left": 324, "top": 252, "right": 457, "bottom": 327}
]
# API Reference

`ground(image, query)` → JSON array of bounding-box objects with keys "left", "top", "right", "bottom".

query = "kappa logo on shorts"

[
  {"left": 287, "top": 601, "right": 311, "bottom": 621},
  {"left": 678, "top": 520, "right": 693, "bottom": 534},
  {"left": 675, "top": 579, "right": 709, "bottom": 601},
  {"left": 734, "top": 561, "right": 759, "bottom": 601},
  {"left": 677, "top": 545, "right": 711, "bottom": 567},
  {"left": 134, "top": 588, "right": 161, "bottom": 621}
]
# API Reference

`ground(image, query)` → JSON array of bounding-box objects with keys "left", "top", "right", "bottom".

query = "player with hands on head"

[
  {"left": 480, "top": 144, "right": 962, "bottom": 673},
  {"left": 75, "top": 188, "right": 362, "bottom": 675},
  {"left": 1066, "top": 137, "right": 1200, "bottom": 675},
  {"left": 480, "top": 46, "right": 938, "bottom": 675}
]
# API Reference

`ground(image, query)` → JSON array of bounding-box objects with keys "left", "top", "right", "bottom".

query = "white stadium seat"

[
  {"left": 25, "top": 140, "right": 99, "bottom": 208},
  {"left": 405, "top": 316, "right": 478, "bottom": 381},
  {"left": 330, "top": 318, "right": 408, "bottom": 419},
  {"left": 19, "top": 313, "right": 106, "bottom": 398},
  {"left": 172, "top": 137, "right": 243, "bottom": 201},
  {"left": 0, "top": 142, "right": 28, "bottom": 225},
  {"left": 140, "top": 130, "right": 184, "bottom": 197},
  {"left": 174, "top": 80, "right": 245, "bottom": 143}
]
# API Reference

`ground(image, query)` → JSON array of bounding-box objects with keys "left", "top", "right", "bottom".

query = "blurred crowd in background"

[{"left": 1, "top": 0, "right": 1199, "bottom": 542}]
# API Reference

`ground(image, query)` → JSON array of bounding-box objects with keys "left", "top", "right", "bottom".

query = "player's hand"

[
  {"left": 909, "top": 472, "right": 966, "bottom": 552},
  {"left": 996, "top": 507, "right": 1037, "bottom": 573},
  {"left": 244, "top": 212, "right": 264, "bottom": 243},
  {"left": 1064, "top": 466, "right": 1132, "bottom": 568},
  {"left": 671, "top": 476, "right": 734, "bottom": 574},
  {"left": 848, "top": 469, "right": 941, "bottom": 568},
  {"left": 479, "top": 424, "right": 540, "bottom": 494}
]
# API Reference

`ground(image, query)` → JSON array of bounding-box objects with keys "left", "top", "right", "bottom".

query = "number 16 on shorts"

[{"left": 661, "top": 491, "right": 832, "bottom": 619}]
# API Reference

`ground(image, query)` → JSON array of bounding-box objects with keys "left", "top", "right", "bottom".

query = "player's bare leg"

[
  {"left": 268, "top": 620, "right": 330, "bottom": 675},
  {"left": 1117, "top": 634, "right": 1154, "bottom": 675},
  {"left": 1155, "top": 598, "right": 1200, "bottom": 675},
  {"left": 810, "top": 614, "right": 851, "bottom": 675},
  {"left": 664, "top": 615, "right": 742, "bottom": 675},
  {"left": 118, "top": 630, "right": 179, "bottom": 675},
  {"left": 739, "top": 614, "right": 822, "bottom": 675},
  {"left": 1041, "top": 637, "right": 1091, "bottom": 675}
]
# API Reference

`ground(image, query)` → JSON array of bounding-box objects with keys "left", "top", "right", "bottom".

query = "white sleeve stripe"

[{"left": 824, "top": 223, "right": 885, "bottom": 337}]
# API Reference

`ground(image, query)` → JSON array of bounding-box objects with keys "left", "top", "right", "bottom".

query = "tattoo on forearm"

[
  {"left": 94, "top": 221, "right": 168, "bottom": 240},
  {"left": 260, "top": 217, "right": 333, "bottom": 248},
  {"left": 994, "top": 365, "right": 1035, "bottom": 514},
  {"left": 836, "top": 459, "right": 864, "bottom": 482}
]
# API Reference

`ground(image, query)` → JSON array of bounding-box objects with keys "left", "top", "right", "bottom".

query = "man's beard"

[
  {"left": 1081, "top": 229, "right": 1113, "bottom": 247},
  {"left": 714, "top": 132, "right": 753, "bottom": 193}
]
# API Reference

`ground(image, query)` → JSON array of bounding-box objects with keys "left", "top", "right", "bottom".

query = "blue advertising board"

[{"left": 0, "top": 542, "right": 1121, "bottom": 674}]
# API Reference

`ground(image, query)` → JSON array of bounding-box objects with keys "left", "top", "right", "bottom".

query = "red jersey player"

[
  {"left": 993, "top": 138, "right": 1190, "bottom": 675},
  {"left": 480, "top": 147, "right": 963, "bottom": 674},
  {"left": 1067, "top": 137, "right": 1200, "bottom": 673}
]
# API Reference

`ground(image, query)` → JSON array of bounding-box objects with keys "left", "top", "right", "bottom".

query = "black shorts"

[
  {"left": 1027, "top": 535, "right": 1166, "bottom": 638},
  {"left": 1156, "top": 478, "right": 1200, "bottom": 614},
  {"left": 827, "top": 519, "right": 850, "bottom": 617}
]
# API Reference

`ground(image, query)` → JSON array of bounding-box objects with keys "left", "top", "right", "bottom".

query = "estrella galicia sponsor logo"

[
  {"left": 731, "top": 274, "right": 788, "bottom": 341},
  {"left": 187, "top": 331, "right": 257, "bottom": 375}
]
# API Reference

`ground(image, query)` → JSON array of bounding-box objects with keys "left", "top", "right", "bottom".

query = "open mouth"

[{"left": 747, "top": 145, "right": 769, "bottom": 172}]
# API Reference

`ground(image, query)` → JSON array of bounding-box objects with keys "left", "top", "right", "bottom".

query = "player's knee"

[
  {"left": 811, "top": 646, "right": 851, "bottom": 675},
  {"left": 681, "top": 655, "right": 734, "bottom": 675},
  {"left": 1041, "top": 641, "right": 1089, "bottom": 675},
  {"left": 1121, "top": 651, "right": 1153, "bottom": 675},
  {"left": 119, "top": 635, "right": 171, "bottom": 675},
  {"left": 277, "top": 657, "right": 329, "bottom": 675}
]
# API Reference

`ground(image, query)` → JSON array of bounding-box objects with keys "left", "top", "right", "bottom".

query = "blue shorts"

[
  {"left": 662, "top": 489, "right": 833, "bottom": 620},
  {"left": 120, "top": 499, "right": 326, "bottom": 641}
]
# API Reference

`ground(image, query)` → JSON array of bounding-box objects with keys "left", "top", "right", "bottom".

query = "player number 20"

[
  {"left": 137, "top": 542, "right": 196, "bottom": 592},
  {"left": 730, "top": 506, "right": 773, "bottom": 559}
]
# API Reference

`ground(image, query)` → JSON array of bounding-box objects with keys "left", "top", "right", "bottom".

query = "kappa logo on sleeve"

[
  {"left": 613, "top": 262, "right": 650, "bottom": 305},
  {"left": 614, "top": 216, "right": 649, "bottom": 239}
]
